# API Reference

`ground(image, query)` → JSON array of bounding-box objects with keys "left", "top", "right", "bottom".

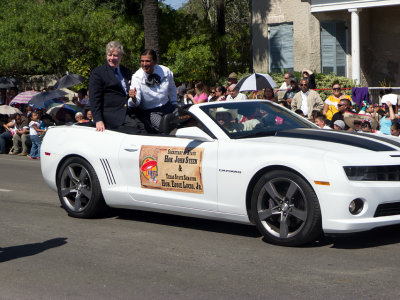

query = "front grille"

[{"left": 374, "top": 202, "right": 400, "bottom": 217}]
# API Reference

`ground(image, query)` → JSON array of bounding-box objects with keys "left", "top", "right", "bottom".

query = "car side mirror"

[{"left": 175, "top": 127, "right": 214, "bottom": 142}]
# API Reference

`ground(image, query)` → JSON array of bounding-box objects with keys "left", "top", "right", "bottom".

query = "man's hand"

[
  {"left": 128, "top": 87, "right": 137, "bottom": 100},
  {"left": 96, "top": 121, "right": 105, "bottom": 132}
]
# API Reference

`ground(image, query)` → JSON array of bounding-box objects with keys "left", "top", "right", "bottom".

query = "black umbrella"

[
  {"left": 0, "top": 77, "right": 17, "bottom": 89},
  {"left": 235, "top": 73, "right": 277, "bottom": 92},
  {"left": 54, "top": 72, "right": 86, "bottom": 89},
  {"left": 29, "top": 90, "right": 67, "bottom": 108}
]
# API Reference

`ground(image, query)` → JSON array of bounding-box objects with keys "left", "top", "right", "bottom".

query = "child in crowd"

[{"left": 28, "top": 111, "right": 46, "bottom": 160}]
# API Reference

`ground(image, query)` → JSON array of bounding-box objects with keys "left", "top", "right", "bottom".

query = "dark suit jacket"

[{"left": 89, "top": 63, "right": 132, "bottom": 129}]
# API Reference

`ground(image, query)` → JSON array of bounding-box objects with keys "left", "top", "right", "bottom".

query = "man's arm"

[{"left": 88, "top": 68, "right": 106, "bottom": 131}]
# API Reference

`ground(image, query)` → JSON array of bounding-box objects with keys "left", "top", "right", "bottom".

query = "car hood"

[{"left": 241, "top": 128, "right": 400, "bottom": 152}]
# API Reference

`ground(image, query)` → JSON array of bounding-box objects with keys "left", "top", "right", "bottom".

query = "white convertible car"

[{"left": 41, "top": 100, "right": 400, "bottom": 246}]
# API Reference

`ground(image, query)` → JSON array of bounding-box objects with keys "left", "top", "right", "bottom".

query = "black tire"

[
  {"left": 56, "top": 156, "right": 107, "bottom": 218},
  {"left": 251, "top": 170, "right": 322, "bottom": 246}
]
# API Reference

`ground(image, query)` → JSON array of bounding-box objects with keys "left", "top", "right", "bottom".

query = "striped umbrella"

[
  {"left": 236, "top": 73, "right": 277, "bottom": 92},
  {"left": 9, "top": 91, "right": 40, "bottom": 105}
]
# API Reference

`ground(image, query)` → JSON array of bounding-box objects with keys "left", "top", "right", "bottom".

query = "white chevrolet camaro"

[{"left": 41, "top": 100, "right": 400, "bottom": 246}]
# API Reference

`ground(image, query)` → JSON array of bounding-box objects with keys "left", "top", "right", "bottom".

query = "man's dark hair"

[
  {"left": 217, "top": 86, "right": 226, "bottom": 94},
  {"left": 331, "top": 80, "right": 340, "bottom": 88},
  {"left": 141, "top": 49, "right": 157, "bottom": 61}
]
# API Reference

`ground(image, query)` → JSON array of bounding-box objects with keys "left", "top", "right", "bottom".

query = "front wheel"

[
  {"left": 56, "top": 157, "right": 106, "bottom": 218},
  {"left": 251, "top": 170, "right": 322, "bottom": 246}
]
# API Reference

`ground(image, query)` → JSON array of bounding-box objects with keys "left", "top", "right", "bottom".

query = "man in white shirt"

[
  {"left": 226, "top": 84, "right": 247, "bottom": 101},
  {"left": 129, "top": 49, "right": 177, "bottom": 132}
]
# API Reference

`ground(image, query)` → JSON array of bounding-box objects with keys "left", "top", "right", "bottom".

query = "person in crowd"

[
  {"left": 380, "top": 102, "right": 396, "bottom": 135},
  {"left": 323, "top": 82, "right": 352, "bottom": 123},
  {"left": 277, "top": 72, "right": 292, "bottom": 100},
  {"left": 391, "top": 122, "right": 400, "bottom": 137},
  {"left": 89, "top": 41, "right": 144, "bottom": 133},
  {"left": 28, "top": 111, "right": 46, "bottom": 160},
  {"left": 208, "top": 87, "right": 218, "bottom": 102},
  {"left": 351, "top": 120, "right": 363, "bottom": 133},
  {"left": 314, "top": 113, "right": 331, "bottom": 129},
  {"left": 226, "top": 84, "right": 247, "bottom": 101},
  {"left": 291, "top": 79, "right": 323, "bottom": 119},
  {"left": 302, "top": 69, "right": 316, "bottom": 89},
  {"left": 129, "top": 49, "right": 177, "bottom": 133},
  {"left": 333, "top": 120, "right": 345, "bottom": 131},
  {"left": 214, "top": 86, "right": 226, "bottom": 101},
  {"left": 0, "top": 113, "right": 30, "bottom": 155},
  {"left": 75, "top": 112, "right": 88, "bottom": 123},
  {"left": 361, "top": 121, "right": 374, "bottom": 133},
  {"left": 86, "top": 109, "right": 94, "bottom": 122},
  {"left": 283, "top": 77, "right": 301, "bottom": 106},
  {"left": 294, "top": 109, "right": 305, "bottom": 117},
  {"left": 186, "top": 82, "right": 208, "bottom": 104},
  {"left": 8, "top": 87, "right": 18, "bottom": 104},
  {"left": 183, "top": 89, "right": 195, "bottom": 105},
  {"left": 77, "top": 88, "right": 90, "bottom": 112},
  {"left": 330, "top": 99, "right": 352, "bottom": 130},
  {"left": 176, "top": 83, "right": 187, "bottom": 103},
  {"left": 263, "top": 87, "right": 278, "bottom": 102},
  {"left": 226, "top": 72, "right": 238, "bottom": 93}
]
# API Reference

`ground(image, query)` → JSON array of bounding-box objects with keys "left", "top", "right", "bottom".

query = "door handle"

[{"left": 124, "top": 146, "right": 139, "bottom": 152}]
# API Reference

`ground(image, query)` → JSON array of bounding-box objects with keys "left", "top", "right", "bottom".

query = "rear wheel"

[
  {"left": 251, "top": 170, "right": 321, "bottom": 246},
  {"left": 56, "top": 157, "right": 106, "bottom": 218}
]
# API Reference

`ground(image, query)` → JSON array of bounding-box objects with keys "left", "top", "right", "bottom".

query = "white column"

[{"left": 349, "top": 8, "right": 361, "bottom": 84}]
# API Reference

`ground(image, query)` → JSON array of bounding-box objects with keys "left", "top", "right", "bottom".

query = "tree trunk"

[
  {"left": 216, "top": 0, "right": 227, "bottom": 77},
  {"left": 142, "top": 0, "right": 160, "bottom": 61}
]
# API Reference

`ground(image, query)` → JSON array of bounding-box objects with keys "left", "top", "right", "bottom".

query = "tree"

[{"left": 142, "top": 0, "right": 160, "bottom": 59}]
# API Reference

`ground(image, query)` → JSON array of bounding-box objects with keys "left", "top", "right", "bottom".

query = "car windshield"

[{"left": 200, "top": 101, "right": 315, "bottom": 139}]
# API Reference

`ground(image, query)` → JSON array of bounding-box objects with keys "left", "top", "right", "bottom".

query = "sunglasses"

[
  {"left": 332, "top": 88, "right": 341, "bottom": 91},
  {"left": 337, "top": 104, "right": 345, "bottom": 107},
  {"left": 299, "top": 84, "right": 308, "bottom": 87},
  {"left": 210, "top": 91, "right": 216, "bottom": 94}
]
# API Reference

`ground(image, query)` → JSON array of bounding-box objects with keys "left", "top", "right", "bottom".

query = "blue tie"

[{"left": 114, "top": 68, "right": 127, "bottom": 95}]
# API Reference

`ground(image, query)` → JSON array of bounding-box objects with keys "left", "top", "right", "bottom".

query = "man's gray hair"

[{"left": 106, "top": 41, "right": 124, "bottom": 55}]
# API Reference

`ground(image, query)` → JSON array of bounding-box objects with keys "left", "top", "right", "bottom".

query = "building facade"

[{"left": 251, "top": 0, "right": 400, "bottom": 86}]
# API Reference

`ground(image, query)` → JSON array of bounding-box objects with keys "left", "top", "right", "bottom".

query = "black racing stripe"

[
  {"left": 357, "top": 132, "right": 400, "bottom": 148},
  {"left": 276, "top": 129, "right": 397, "bottom": 152}
]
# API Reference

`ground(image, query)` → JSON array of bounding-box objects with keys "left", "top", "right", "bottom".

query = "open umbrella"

[
  {"left": 0, "top": 105, "right": 22, "bottom": 115},
  {"left": 47, "top": 103, "right": 79, "bottom": 117},
  {"left": 29, "top": 89, "right": 67, "bottom": 108},
  {"left": 54, "top": 72, "right": 86, "bottom": 89},
  {"left": 0, "top": 77, "right": 17, "bottom": 89},
  {"left": 235, "top": 73, "right": 277, "bottom": 92},
  {"left": 9, "top": 91, "right": 39, "bottom": 105}
]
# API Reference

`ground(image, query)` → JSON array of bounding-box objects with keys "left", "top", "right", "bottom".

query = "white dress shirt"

[{"left": 130, "top": 64, "right": 177, "bottom": 110}]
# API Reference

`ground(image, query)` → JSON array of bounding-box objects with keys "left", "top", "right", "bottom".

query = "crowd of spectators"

[
  {"left": 2, "top": 71, "right": 400, "bottom": 160},
  {"left": 0, "top": 87, "right": 93, "bottom": 159}
]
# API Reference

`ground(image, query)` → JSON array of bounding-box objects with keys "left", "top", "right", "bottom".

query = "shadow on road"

[
  {"left": 112, "top": 208, "right": 262, "bottom": 238},
  {"left": 0, "top": 237, "right": 67, "bottom": 263},
  {"left": 329, "top": 224, "right": 400, "bottom": 249}
]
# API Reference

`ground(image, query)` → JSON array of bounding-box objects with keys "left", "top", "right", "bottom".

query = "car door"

[{"left": 118, "top": 134, "right": 218, "bottom": 211}]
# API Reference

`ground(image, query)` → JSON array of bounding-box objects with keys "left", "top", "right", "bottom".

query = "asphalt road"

[{"left": 1, "top": 155, "right": 400, "bottom": 299}]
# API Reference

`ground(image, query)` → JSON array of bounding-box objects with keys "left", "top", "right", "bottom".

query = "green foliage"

[
  {"left": 0, "top": 0, "right": 143, "bottom": 80},
  {"left": 164, "top": 34, "right": 215, "bottom": 84}
]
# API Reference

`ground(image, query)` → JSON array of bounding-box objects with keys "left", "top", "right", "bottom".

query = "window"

[
  {"left": 268, "top": 23, "right": 294, "bottom": 73},
  {"left": 321, "top": 21, "right": 347, "bottom": 76}
]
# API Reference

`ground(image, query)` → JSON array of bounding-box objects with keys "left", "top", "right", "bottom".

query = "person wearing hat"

[
  {"left": 330, "top": 99, "right": 351, "bottom": 130},
  {"left": 283, "top": 77, "right": 301, "bottom": 106},
  {"left": 228, "top": 72, "right": 238, "bottom": 85},
  {"left": 213, "top": 107, "right": 260, "bottom": 133},
  {"left": 333, "top": 120, "right": 345, "bottom": 130}
]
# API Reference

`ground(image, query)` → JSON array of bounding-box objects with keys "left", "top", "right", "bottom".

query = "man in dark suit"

[{"left": 89, "top": 41, "right": 145, "bottom": 133}]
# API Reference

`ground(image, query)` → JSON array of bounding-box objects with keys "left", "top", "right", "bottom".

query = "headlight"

[{"left": 344, "top": 165, "right": 400, "bottom": 181}]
